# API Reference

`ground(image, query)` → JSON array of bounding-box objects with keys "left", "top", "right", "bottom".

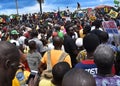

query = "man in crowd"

[
  {"left": 94, "top": 44, "right": 120, "bottom": 85},
  {"left": 64, "top": 21, "right": 78, "bottom": 67},
  {"left": 29, "top": 30, "right": 45, "bottom": 56},
  {"left": 0, "top": 41, "right": 20, "bottom": 86},
  {"left": 38, "top": 36, "right": 72, "bottom": 74},
  {"left": 75, "top": 33, "right": 100, "bottom": 75}
]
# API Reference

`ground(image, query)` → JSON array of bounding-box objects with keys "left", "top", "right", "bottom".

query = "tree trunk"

[{"left": 37, "top": 0, "right": 43, "bottom": 14}]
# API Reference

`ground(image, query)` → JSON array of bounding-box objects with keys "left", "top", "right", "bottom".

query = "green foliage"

[{"left": 114, "top": 0, "right": 119, "bottom": 5}]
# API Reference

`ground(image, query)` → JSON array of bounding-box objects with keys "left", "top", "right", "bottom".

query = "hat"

[{"left": 11, "top": 30, "right": 19, "bottom": 35}]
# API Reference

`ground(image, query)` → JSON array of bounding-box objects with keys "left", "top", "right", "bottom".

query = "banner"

[
  {"left": 102, "top": 21, "right": 118, "bottom": 34},
  {"left": 87, "top": 8, "right": 93, "bottom": 17},
  {"left": 89, "top": 15, "right": 96, "bottom": 22},
  {"left": 104, "top": 7, "right": 108, "bottom": 13},
  {"left": 108, "top": 9, "right": 118, "bottom": 18}
]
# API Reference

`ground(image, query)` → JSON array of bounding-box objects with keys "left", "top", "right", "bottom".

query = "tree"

[
  {"left": 114, "top": 0, "right": 120, "bottom": 11},
  {"left": 37, "top": 0, "right": 44, "bottom": 14}
]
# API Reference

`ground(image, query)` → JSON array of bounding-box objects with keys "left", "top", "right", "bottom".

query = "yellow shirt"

[
  {"left": 39, "top": 79, "right": 55, "bottom": 86},
  {"left": 12, "top": 70, "right": 30, "bottom": 86},
  {"left": 41, "top": 49, "right": 72, "bottom": 67},
  {"left": 79, "top": 29, "right": 86, "bottom": 38}
]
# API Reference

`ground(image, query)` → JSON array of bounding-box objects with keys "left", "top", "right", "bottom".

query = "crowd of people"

[{"left": 0, "top": 4, "right": 120, "bottom": 86}]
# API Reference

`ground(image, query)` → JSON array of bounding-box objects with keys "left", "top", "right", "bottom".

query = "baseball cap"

[{"left": 11, "top": 30, "right": 19, "bottom": 35}]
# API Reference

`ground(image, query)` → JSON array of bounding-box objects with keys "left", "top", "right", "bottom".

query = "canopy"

[{"left": 95, "top": 5, "right": 113, "bottom": 9}]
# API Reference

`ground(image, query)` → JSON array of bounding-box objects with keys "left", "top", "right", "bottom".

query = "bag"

[{"left": 40, "top": 50, "right": 68, "bottom": 80}]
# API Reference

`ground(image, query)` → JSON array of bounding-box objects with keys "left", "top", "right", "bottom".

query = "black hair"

[
  {"left": 30, "top": 30, "right": 38, "bottom": 38},
  {"left": 28, "top": 41, "right": 36, "bottom": 50},
  {"left": 54, "top": 26, "right": 61, "bottom": 32},
  {"left": 52, "top": 36, "right": 63, "bottom": 48},
  {"left": 93, "top": 20, "right": 102, "bottom": 29},
  {"left": 99, "top": 31, "right": 109, "bottom": 43},
  {"left": 65, "top": 21, "right": 74, "bottom": 33},
  {"left": 83, "top": 33, "right": 100, "bottom": 53},
  {"left": 46, "top": 29, "right": 52, "bottom": 40},
  {"left": 52, "top": 62, "right": 70, "bottom": 84},
  {"left": 83, "top": 25, "right": 91, "bottom": 34}
]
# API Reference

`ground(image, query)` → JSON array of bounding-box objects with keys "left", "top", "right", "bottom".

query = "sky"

[{"left": 0, "top": 0, "right": 114, "bottom": 15}]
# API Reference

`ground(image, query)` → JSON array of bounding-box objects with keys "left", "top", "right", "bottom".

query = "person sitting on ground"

[
  {"left": 62, "top": 68, "right": 96, "bottom": 86},
  {"left": 93, "top": 44, "right": 120, "bottom": 85},
  {"left": 39, "top": 62, "right": 71, "bottom": 86},
  {"left": 0, "top": 41, "right": 20, "bottom": 86}
]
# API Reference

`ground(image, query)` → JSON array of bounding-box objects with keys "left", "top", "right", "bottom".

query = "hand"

[
  {"left": 28, "top": 78, "right": 34, "bottom": 86},
  {"left": 28, "top": 74, "right": 40, "bottom": 86}
]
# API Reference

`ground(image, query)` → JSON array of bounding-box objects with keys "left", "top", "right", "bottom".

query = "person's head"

[
  {"left": 52, "top": 62, "right": 71, "bottom": 85},
  {"left": 10, "top": 30, "right": 19, "bottom": 40},
  {"left": 62, "top": 68, "right": 96, "bottom": 86},
  {"left": 54, "top": 25, "right": 61, "bottom": 32},
  {"left": 30, "top": 30, "right": 38, "bottom": 38},
  {"left": 83, "top": 25, "right": 91, "bottom": 34},
  {"left": 83, "top": 33, "right": 100, "bottom": 53},
  {"left": 99, "top": 31, "right": 109, "bottom": 43},
  {"left": 94, "top": 44, "right": 114, "bottom": 75},
  {"left": 65, "top": 22, "right": 75, "bottom": 37},
  {"left": 53, "top": 36, "right": 63, "bottom": 49},
  {"left": 93, "top": 20, "right": 102, "bottom": 29},
  {"left": 28, "top": 41, "right": 36, "bottom": 50},
  {"left": 0, "top": 41, "right": 20, "bottom": 81}
]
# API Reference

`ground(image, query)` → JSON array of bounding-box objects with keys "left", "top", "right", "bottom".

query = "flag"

[
  {"left": 108, "top": 9, "right": 118, "bottom": 18},
  {"left": 0, "top": 18, "right": 2, "bottom": 23},
  {"left": 77, "top": 2, "right": 80, "bottom": 9},
  {"left": 37, "top": 0, "right": 44, "bottom": 3},
  {"left": 104, "top": 7, "right": 108, "bottom": 13}
]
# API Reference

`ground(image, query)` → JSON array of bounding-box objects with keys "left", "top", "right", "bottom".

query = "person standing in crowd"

[
  {"left": 90, "top": 20, "right": 103, "bottom": 38},
  {"left": 27, "top": 40, "right": 42, "bottom": 71},
  {"left": 38, "top": 36, "right": 72, "bottom": 74},
  {"left": 75, "top": 33, "right": 100, "bottom": 75},
  {"left": 93, "top": 44, "right": 120, "bottom": 86},
  {"left": 10, "top": 30, "right": 20, "bottom": 47},
  {"left": 39, "top": 62, "right": 71, "bottom": 86},
  {"left": 29, "top": 30, "right": 45, "bottom": 56},
  {"left": 64, "top": 21, "right": 78, "bottom": 67},
  {"left": 99, "top": 31, "right": 118, "bottom": 53},
  {"left": 79, "top": 24, "right": 91, "bottom": 38},
  {"left": 0, "top": 41, "right": 20, "bottom": 86}
]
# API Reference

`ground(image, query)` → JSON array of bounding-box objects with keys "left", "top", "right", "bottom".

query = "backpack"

[{"left": 40, "top": 50, "right": 68, "bottom": 80}]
